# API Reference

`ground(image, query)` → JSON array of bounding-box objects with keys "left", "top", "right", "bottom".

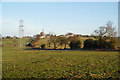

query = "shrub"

[
  {"left": 69, "top": 40, "right": 82, "bottom": 49},
  {"left": 97, "top": 38, "right": 108, "bottom": 49},
  {"left": 93, "top": 40, "right": 99, "bottom": 49},
  {"left": 107, "top": 38, "right": 118, "bottom": 49},
  {"left": 41, "top": 44, "right": 46, "bottom": 49},
  {"left": 84, "top": 38, "right": 110, "bottom": 49},
  {"left": 83, "top": 39, "right": 94, "bottom": 49}
]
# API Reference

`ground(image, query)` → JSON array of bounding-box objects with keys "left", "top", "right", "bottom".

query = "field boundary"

[{"left": 30, "top": 48, "right": 120, "bottom": 52}]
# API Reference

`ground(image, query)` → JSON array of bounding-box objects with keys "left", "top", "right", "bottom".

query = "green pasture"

[
  {"left": 35, "top": 37, "right": 91, "bottom": 48},
  {"left": 2, "top": 39, "right": 120, "bottom": 78}
]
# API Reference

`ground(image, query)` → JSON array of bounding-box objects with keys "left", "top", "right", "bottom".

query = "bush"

[
  {"left": 83, "top": 38, "right": 118, "bottom": 50},
  {"left": 41, "top": 44, "right": 46, "bottom": 49},
  {"left": 69, "top": 40, "right": 82, "bottom": 49},
  {"left": 97, "top": 38, "right": 118, "bottom": 49},
  {"left": 107, "top": 38, "right": 118, "bottom": 49},
  {"left": 97, "top": 38, "right": 108, "bottom": 49},
  {"left": 93, "top": 40, "right": 99, "bottom": 49},
  {"left": 83, "top": 38, "right": 116, "bottom": 49},
  {"left": 83, "top": 39, "right": 94, "bottom": 49}
]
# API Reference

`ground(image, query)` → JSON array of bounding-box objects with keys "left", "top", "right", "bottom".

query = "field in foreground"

[{"left": 2, "top": 39, "right": 120, "bottom": 78}]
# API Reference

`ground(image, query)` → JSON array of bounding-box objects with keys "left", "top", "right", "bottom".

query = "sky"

[
  {"left": 2, "top": 2, "right": 118, "bottom": 37},
  {"left": 1, "top": 0, "right": 119, "bottom": 2}
]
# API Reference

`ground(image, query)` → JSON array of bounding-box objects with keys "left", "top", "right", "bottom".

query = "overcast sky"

[{"left": 2, "top": 2, "right": 118, "bottom": 37}]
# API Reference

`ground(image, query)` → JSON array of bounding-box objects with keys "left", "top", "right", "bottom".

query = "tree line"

[{"left": 27, "top": 21, "right": 118, "bottom": 50}]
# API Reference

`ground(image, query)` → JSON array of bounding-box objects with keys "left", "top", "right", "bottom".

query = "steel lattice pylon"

[{"left": 19, "top": 20, "right": 24, "bottom": 50}]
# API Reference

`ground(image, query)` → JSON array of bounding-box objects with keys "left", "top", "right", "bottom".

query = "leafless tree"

[
  {"left": 92, "top": 21, "right": 118, "bottom": 49},
  {"left": 93, "top": 26, "right": 107, "bottom": 39},
  {"left": 106, "top": 21, "right": 117, "bottom": 38},
  {"left": 93, "top": 21, "right": 117, "bottom": 39}
]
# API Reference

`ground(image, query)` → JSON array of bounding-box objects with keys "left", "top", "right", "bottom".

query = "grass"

[
  {"left": 35, "top": 37, "right": 91, "bottom": 48},
  {"left": 2, "top": 39, "right": 120, "bottom": 78}
]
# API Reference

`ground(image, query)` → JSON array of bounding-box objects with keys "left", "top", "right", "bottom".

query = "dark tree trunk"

[
  {"left": 64, "top": 44, "right": 67, "bottom": 49},
  {"left": 54, "top": 43, "right": 56, "bottom": 49}
]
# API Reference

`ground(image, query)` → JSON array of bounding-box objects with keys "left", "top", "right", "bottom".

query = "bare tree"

[
  {"left": 93, "top": 26, "right": 107, "bottom": 39},
  {"left": 106, "top": 21, "right": 117, "bottom": 38},
  {"left": 93, "top": 21, "right": 117, "bottom": 39},
  {"left": 92, "top": 26, "right": 108, "bottom": 49},
  {"left": 92, "top": 21, "right": 118, "bottom": 49}
]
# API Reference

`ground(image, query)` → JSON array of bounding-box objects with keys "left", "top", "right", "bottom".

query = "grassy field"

[
  {"left": 35, "top": 37, "right": 93, "bottom": 48},
  {"left": 2, "top": 39, "right": 120, "bottom": 78}
]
